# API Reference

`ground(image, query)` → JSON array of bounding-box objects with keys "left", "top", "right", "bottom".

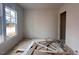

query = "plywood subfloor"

[
  {"left": 7, "top": 39, "right": 32, "bottom": 55},
  {"left": 7, "top": 39, "right": 74, "bottom": 55},
  {"left": 7, "top": 39, "right": 47, "bottom": 55}
]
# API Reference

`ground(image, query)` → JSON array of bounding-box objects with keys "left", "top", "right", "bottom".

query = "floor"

[
  {"left": 7, "top": 39, "right": 74, "bottom": 55},
  {"left": 7, "top": 39, "right": 32, "bottom": 55},
  {"left": 7, "top": 39, "right": 47, "bottom": 55}
]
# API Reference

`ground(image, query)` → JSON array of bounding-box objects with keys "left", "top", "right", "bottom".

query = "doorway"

[{"left": 60, "top": 11, "right": 66, "bottom": 45}]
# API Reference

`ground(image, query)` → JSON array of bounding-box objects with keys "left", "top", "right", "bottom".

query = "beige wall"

[
  {"left": 59, "top": 4, "right": 79, "bottom": 54},
  {"left": 24, "top": 8, "right": 58, "bottom": 40}
]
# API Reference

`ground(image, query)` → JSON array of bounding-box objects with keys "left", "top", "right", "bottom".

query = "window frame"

[{"left": 5, "top": 6, "right": 17, "bottom": 39}]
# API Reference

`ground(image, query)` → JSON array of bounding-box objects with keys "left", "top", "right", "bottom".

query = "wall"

[
  {"left": 0, "top": 3, "right": 24, "bottom": 54},
  {"left": 0, "top": 3, "right": 4, "bottom": 43},
  {"left": 24, "top": 8, "right": 58, "bottom": 40},
  {"left": 59, "top": 4, "right": 79, "bottom": 54}
]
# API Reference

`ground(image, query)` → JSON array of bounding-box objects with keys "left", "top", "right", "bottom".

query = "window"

[{"left": 5, "top": 6, "right": 17, "bottom": 38}]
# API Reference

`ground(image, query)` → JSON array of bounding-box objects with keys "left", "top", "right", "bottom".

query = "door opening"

[{"left": 60, "top": 11, "right": 66, "bottom": 45}]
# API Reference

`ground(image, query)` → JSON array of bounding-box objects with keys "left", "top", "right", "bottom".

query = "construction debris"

[{"left": 16, "top": 39, "right": 75, "bottom": 55}]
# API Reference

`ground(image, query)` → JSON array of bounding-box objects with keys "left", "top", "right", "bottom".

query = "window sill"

[{"left": 6, "top": 35, "right": 17, "bottom": 40}]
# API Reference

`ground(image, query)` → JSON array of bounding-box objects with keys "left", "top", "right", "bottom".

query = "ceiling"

[{"left": 19, "top": 3, "right": 64, "bottom": 9}]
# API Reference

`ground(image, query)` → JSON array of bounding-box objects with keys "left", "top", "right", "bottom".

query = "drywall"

[
  {"left": 0, "top": 3, "right": 4, "bottom": 43},
  {"left": 24, "top": 8, "right": 58, "bottom": 39},
  {"left": 0, "top": 3, "right": 24, "bottom": 54},
  {"left": 59, "top": 4, "right": 79, "bottom": 54}
]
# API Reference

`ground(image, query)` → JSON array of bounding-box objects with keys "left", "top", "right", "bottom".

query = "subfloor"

[
  {"left": 7, "top": 39, "right": 32, "bottom": 55},
  {"left": 7, "top": 39, "right": 74, "bottom": 55},
  {"left": 7, "top": 39, "right": 47, "bottom": 55}
]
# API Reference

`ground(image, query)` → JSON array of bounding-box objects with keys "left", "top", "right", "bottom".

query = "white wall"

[
  {"left": 0, "top": 3, "right": 4, "bottom": 43},
  {"left": 24, "top": 8, "right": 58, "bottom": 40},
  {"left": 0, "top": 3, "right": 24, "bottom": 54},
  {"left": 59, "top": 4, "right": 79, "bottom": 54}
]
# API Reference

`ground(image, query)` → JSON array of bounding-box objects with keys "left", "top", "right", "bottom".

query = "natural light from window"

[{"left": 5, "top": 7, "right": 17, "bottom": 38}]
